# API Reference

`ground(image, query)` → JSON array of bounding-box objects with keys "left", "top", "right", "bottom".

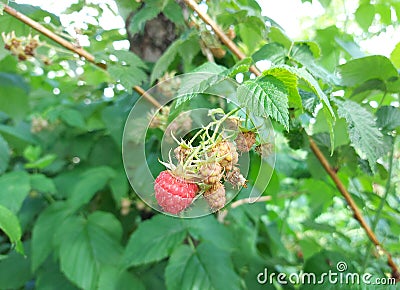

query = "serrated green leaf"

[
  {"left": 0, "top": 241, "right": 32, "bottom": 289},
  {"left": 351, "top": 78, "right": 387, "bottom": 96},
  {"left": 23, "top": 145, "right": 41, "bottom": 162},
  {"left": 150, "top": 38, "right": 183, "bottom": 83},
  {"left": 108, "top": 50, "right": 148, "bottom": 89},
  {"left": 109, "top": 64, "right": 147, "bottom": 89},
  {"left": 273, "top": 65, "right": 334, "bottom": 118},
  {"left": 294, "top": 41, "right": 321, "bottom": 58},
  {"left": 184, "top": 216, "right": 235, "bottom": 252},
  {"left": 25, "top": 154, "right": 57, "bottom": 169},
  {"left": 334, "top": 37, "right": 365, "bottom": 59},
  {"left": 60, "top": 108, "right": 86, "bottom": 129},
  {"left": 98, "top": 266, "right": 145, "bottom": 290},
  {"left": 101, "top": 96, "right": 133, "bottom": 148},
  {"left": 263, "top": 66, "right": 302, "bottom": 108},
  {"left": 165, "top": 243, "right": 242, "bottom": 290},
  {"left": 58, "top": 212, "right": 123, "bottom": 290},
  {"left": 0, "top": 135, "right": 10, "bottom": 174},
  {"left": 355, "top": 3, "right": 375, "bottom": 31},
  {"left": 191, "top": 62, "right": 227, "bottom": 74},
  {"left": 237, "top": 76, "right": 289, "bottom": 130},
  {"left": 285, "top": 65, "right": 336, "bottom": 149},
  {"left": 337, "top": 55, "right": 398, "bottom": 87},
  {"left": 31, "top": 202, "right": 73, "bottom": 272},
  {"left": 0, "top": 204, "right": 23, "bottom": 254},
  {"left": 35, "top": 260, "right": 79, "bottom": 290},
  {"left": 252, "top": 42, "right": 287, "bottom": 63},
  {"left": 68, "top": 166, "right": 115, "bottom": 209},
  {"left": 30, "top": 174, "right": 57, "bottom": 194},
  {"left": 177, "top": 32, "right": 201, "bottom": 68},
  {"left": 0, "top": 72, "right": 29, "bottom": 121},
  {"left": 0, "top": 171, "right": 30, "bottom": 213},
  {"left": 227, "top": 57, "right": 253, "bottom": 77},
  {"left": 290, "top": 42, "right": 338, "bottom": 85},
  {"left": 174, "top": 63, "right": 227, "bottom": 107},
  {"left": 122, "top": 215, "right": 187, "bottom": 267},
  {"left": 376, "top": 106, "right": 400, "bottom": 133},
  {"left": 267, "top": 26, "right": 291, "bottom": 49},
  {"left": 335, "top": 99, "right": 385, "bottom": 170},
  {"left": 175, "top": 76, "right": 225, "bottom": 107},
  {"left": 112, "top": 50, "right": 147, "bottom": 69},
  {"left": 128, "top": 4, "right": 160, "bottom": 35},
  {"left": 300, "top": 89, "right": 319, "bottom": 113},
  {"left": 163, "top": 0, "right": 185, "bottom": 26},
  {"left": 238, "top": 22, "right": 263, "bottom": 54},
  {"left": 376, "top": 4, "right": 391, "bottom": 25},
  {"left": 114, "top": 0, "right": 141, "bottom": 19},
  {"left": 109, "top": 169, "right": 129, "bottom": 206},
  {"left": 390, "top": 42, "right": 400, "bottom": 69},
  {"left": 0, "top": 124, "right": 37, "bottom": 144}
]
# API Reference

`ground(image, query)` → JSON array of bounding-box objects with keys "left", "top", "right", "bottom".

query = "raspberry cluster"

[
  {"left": 2, "top": 32, "right": 41, "bottom": 61},
  {"left": 153, "top": 108, "right": 272, "bottom": 215}
]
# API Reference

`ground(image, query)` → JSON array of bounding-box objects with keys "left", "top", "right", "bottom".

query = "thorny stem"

[{"left": 182, "top": 0, "right": 399, "bottom": 278}]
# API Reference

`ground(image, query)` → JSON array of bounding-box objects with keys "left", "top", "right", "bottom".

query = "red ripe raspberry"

[
  {"left": 204, "top": 183, "right": 226, "bottom": 210},
  {"left": 154, "top": 170, "right": 199, "bottom": 214},
  {"left": 235, "top": 131, "right": 256, "bottom": 152}
]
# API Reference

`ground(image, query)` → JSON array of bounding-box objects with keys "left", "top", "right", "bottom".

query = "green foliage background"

[{"left": 0, "top": 0, "right": 399, "bottom": 289}]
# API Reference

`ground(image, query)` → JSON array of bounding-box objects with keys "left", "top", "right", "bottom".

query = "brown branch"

[
  {"left": 309, "top": 138, "right": 399, "bottom": 279},
  {"left": 230, "top": 191, "right": 302, "bottom": 209},
  {"left": 182, "top": 0, "right": 399, "bottom": 279},
  {"left": 182, "top": 0, "right": 260, "bottom": 75},
  {"left": 3, "top": 4, "right": 162, "bottom": 109},
  {"left": 132, "top": 85, "right": 162, "bottom": 109},
  {"left": 309, "top": 139, "right": 379, "bottom": 244},
  {"left": 218, "top": 192, "right": 302, "bottom": 223},
  {"left": 3, "top": 5, "right": 95, "bottom": 62},
  {"left": 230, "top": 195, "right": 272, "bottom": 208}
]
